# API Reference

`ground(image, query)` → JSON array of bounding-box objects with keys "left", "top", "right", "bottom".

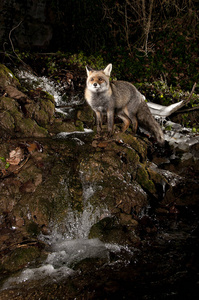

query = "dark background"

[
  {"left": 0, "top": 0, "right": 199, "bottom": 90},
  {"left": 0, "top": 0, "right": 198, "bottom": 52}
]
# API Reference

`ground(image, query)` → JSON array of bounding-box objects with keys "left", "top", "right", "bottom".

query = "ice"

[
  {"left": 147, "top": 100, "right": 184, "bottom": 117},
  {"left": 56, "top": 129, "right": 93, "bottom": 139},
  {"left": 188, "top": 137, "right": 199, "bottom": 146}
]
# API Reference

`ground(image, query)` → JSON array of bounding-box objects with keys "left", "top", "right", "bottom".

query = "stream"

[
  {"left": 1, "top": 205, "right": 199, "bottom": 299},
  {"left": 0, "top": 71, "right": 199, "bottom": 299}
]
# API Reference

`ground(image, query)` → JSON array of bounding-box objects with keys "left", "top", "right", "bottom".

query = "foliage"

[{"left": 135, "top": 81, "right": 198, "bottom": 106}]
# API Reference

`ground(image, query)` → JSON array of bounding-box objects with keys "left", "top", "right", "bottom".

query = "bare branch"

[{"left": 8, "top": 20, "right": 28, "bottom": 66}]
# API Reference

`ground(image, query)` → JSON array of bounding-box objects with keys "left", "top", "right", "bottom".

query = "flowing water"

[{"left": 1, "top": 204, "right": 199, "bottom": 299}]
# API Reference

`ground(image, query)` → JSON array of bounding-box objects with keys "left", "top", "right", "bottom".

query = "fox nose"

[{"left": 93, "top": 83, "right": 98, "bottom": 87}]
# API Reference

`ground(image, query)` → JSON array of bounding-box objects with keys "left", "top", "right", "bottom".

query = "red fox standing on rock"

[{"left": 84, "top": 63, "right": 165, "bottom": 145}]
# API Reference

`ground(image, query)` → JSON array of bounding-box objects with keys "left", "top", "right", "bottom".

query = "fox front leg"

[
  {"left": 95, "top": 111, "right": 103, "bottom": 133},
  {"left": 107, "top": 109, "right": 114, "bottom": 136}
]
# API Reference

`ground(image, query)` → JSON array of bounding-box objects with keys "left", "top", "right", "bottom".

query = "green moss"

[
  {"left": 40, "top": 98, "right": 55, "bottom": 116},
  {"left": 0, "top": 111, "right": 15, "bottom": 132},
  {"left": 34, "top": 109, "right": 50, "bottom": 126},
  {"left": 68, "top": 52, "right": 106, "bottom": 70},
  {"left": 27, "top": 222, "right": 40, "bottom": 236},
  {"left": 0, "top": 64, "right": 19, "bottom": 87},
  {"left": 0, "top": 97, "right": 19, "bottom": 111},
  {"left": 3, "top": 247, "right": 41, "bottom": 272},
  {"left": 136, "top": 164, "right": 156, "bottom": 194},
  {"left": 147, "top": 167, "right": 167, "bottom": 185},
  {"left": 77, "top": 105, "right": 94, "bottom": 123},
  {"left": 16, "top": 118, "right": 48, "bottom": 137}
]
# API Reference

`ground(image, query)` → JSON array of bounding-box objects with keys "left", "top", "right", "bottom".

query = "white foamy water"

[
  {"left": 16, "top": 70, "right": 63, "bottom": 105},
  {"left": 1, "top": 201, "right": 113, "bottom": 290},
  {"left": 2, "top": 264, "right": 75, "bottom": 289},
  {"left": 16, "top": 70, "right": 82, "bottom": 107}
]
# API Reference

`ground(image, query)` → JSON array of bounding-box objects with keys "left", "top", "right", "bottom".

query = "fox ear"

[
  {"left": 103, "top": 64, "right": 112, "bottom": 76},
  {"left": 86, "top": 65, "right": 93, "bottom": 77}
]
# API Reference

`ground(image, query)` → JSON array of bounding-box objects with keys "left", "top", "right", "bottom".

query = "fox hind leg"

[
  {"left": 117, "top": 111, "right": 131, "bottom": 132},
  {"left": 117, "top": 110, "right": 138, "bottom": 133}
]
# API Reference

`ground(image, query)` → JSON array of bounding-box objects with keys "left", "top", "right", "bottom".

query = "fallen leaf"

[
  {"left": 27, "top": 143, "right": 38, "bottom": 153},
  {"left": 97, "top": 141, "right": 108, "bottom": 148},
  {"left": 27, "top": 141, "right": 43, "bottom": 153},
  {"left": 6, "top": 147, "right": 24, "bottom": 165},
  {"left": 92, "top": 140, "right": 98, "bottom": 147}
]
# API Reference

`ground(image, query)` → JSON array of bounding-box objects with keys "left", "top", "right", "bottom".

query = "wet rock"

[
  {"left": 0, "top": 64, "right": 19, "bottom": 88},
  {"left": 89, "top": 216, "right": 140, "bottom": 245},
  {"left": 119, "top": 213, "right": 138, "bottom": 227},
  {"left": 73, "top": 256, "right": 109, "bottom": 272},
  {"left": 2, "top": 247, "right": 41, "bottom": 273},
  {"left": 0, "top": 64, "right": 84, "bottom": 139},
  {"left": 136, "top": 163, "right": 156, "bottom": 194},
  {"left": 0, "top": 110, "right": 15, "bottom": 135},
  {"left": 190, "top": 142, "right": 199, "bottom": 158},
  {"left": 5, "top": 85, "right": 28, "bottom": 102}
]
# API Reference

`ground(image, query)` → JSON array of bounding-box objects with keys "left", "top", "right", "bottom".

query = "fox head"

[{"left": 86, "top": 64, "right": 112, "bottom": 93}]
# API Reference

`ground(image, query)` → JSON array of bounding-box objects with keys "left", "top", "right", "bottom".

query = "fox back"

[{"left": 85, "top": 64, "right": 164, "bottom": 145}]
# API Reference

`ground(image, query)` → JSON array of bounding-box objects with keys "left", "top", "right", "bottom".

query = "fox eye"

[
  {"left": 98, "top": 78, "right": 103, "bottom": 81},
  {"left": 90, "top": 78, "right": 94, "bottom": 81}
]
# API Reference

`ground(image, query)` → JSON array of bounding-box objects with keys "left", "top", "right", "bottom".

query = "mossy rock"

[
  {"left": 15, "top": 117, "right": 48, "bottom": 137},
  {"left": 0, "top": 64, "right": 19, "bottom": 88},
  {"left": 34, "top": 108, "right": 51, "bottom": 127},
  {"left": 49, "top": 120, "right": 84, "bottom": 134},
  {"left": 26, "top": 222, "right": 40, "bottom": 236},
  {"left": 73, "top": 256, "right": 108, "bottom": 272},
  {"left": 0, "top": 96, "right": 48, "bottom": 137},
  {"left": 77, "top": 104, "right": 94, "bottom": 123},
  {"left": 147, "top": 166, "right": 167, "bottom": 185},
  {"left": 89, "top": 216, "right": 140, "bottom": 245},
  {"left": 136, "top": 163, "right": 156, "bottom": 194},
  {"left": 116, "top": 132, "right": 147, "bottom": 161},
  {"left": 0, "top": 111, "right": 15, "bottom": 134},
  {"left": 2, "top": 247, "right": 41, "bottom": 272},
  {"left": 33, "top": 98, "right": 55, "bottom": 126},
  {"left": 0, "top": 96, "right": 19, "bottom": 111}
]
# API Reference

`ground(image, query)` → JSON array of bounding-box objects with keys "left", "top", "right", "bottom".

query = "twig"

[
  {"left": 175, "top": 105, "right": 199, "bottom": 114},
  {"left": 183, "top": 82, "right": 197, "bottom": 105},
  {"left": 9, "top": 21, "right": 23, "bottom": 58},
  {"left": 171, "top": 82, "right": 197, "bottom": 112},
  {"left": 9, "top": 20, "right": 28, "bottom": 67},
  {"left": 14, "top": 154, "right": 30, "bottom": 173}
]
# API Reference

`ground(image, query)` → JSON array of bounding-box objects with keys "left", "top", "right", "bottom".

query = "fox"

[{"left": 84, "top": 63, "right": 164, "bottom": 145}]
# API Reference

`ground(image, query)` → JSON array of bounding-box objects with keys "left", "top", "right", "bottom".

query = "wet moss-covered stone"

[
  {"left": 136, "top": 163, "right": 156, "bottom": 194},
  {"left": 2, "top": 247, "right": 41, "bottom": 272},
  {"left": 77, "top": 104, "right": 94, "bottom": 123},
  {"left": 27, "top": 98, "right": 55, "bottom": 127},
  {"left": 89, "top": 216, "right": 140, "bottom": 245},
  {"left": 15, "top": 118, "right": 48, "bottom": 137},
  {"left": 27, "top": 222, "right": 40, "bottom": 236},
  {"left": 73, "top": 256, "right": 108, "bottom": 272},
  {"left": 0, "top": 111, "right": 15, "bottom": 133},
  {"left": 147, "top": 166, "right": 167, "bottom": 185},
  {"left": 115, "top": 131, "right": 148, "bottom": 161},
  {"left": 0, "top": 64, "right": 19, "bottom": 87},
  {"left": 0, "top": 96, "right": 48, "bottom": 138}
]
